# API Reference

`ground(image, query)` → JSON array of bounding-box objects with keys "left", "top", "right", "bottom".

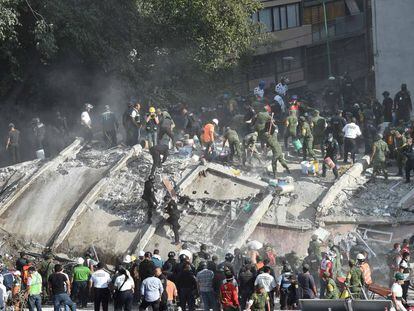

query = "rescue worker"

[
  {"left": 322, "top": 272, "right": 339, "bottom": 300},
  {"left": 394, "top": 131, "right": 407, "bottom": 176},
  {"left": 277, "top": 264, "right": 292, "bottom": 310},
  {"left": 364, "top": 118, "right": 377, "bottom": 155},
  {"left": 6, "top": 123, "right": 20, "bottom": 164},
  {"left": 253, "top": 109, "right": 271, "bottom": 142},
  {"left": 242, "top": 132, "right": 261, "bottom": 166},
  {"left": 322, "top": 133, "right": 339, "bottom": 179},
  {"left": 142, "top": 175, "right": 158, "bottom": 224},
  {"left": 284, "top": 110, "right": 298, "bottom": 149},
  {"left": 31, "top": 117, "right": 46, "bottom": 152},
  {"left": 402, "top": 137, "right": 414, "bottom": 183},
  {"left": 101, "top": 105, "right": 118, "bottom": 147},
  {"left": 275, "top": 77, "right": 289, "bottom": 98},
  {"left": 55, "top": 111, "right": 69, "bottom": 141},
  {"left": 342, "top": 117, "right": 361, "bottom": 164},
  {"left": 391, "top": 273, "right": 407, "bottom": 311},
  {"left": 222, "top": 127, "right": 242, "bottom": 163},
  {"left": 319, "top": 252, "right": 333, "bottom": 298},
  {"left": 308, "top": 235, "right": 322, "bottom": 261},
  {"left": 263, "top": 132, "right": 290, "bottom": 178},
  {"left": 382, "top": 91, "right": 393, "bottom": 123},
  {"left": 182, "top": 109, "right": 201, "bottom": 143},
  {"left": 148, "top": 143, "right": 169, "bottom": 176},
  {"left": 370, "top": 133, "right": 389, "bottom": 181},
  {"left": 157, "top": 108, "right": 175, "bottom": 146},
  {"left": 311, "top": 110, "right": 327, "bottom": 157},
  {"left": 345, "top": 259, "right": 364, "bottom": 299},
  {"left": 328, "top": 240, "right": 342, "bottom": 277},
  {"left": 300, "top": 116, "right": 316, "bottom": 161},
  {"left": 356, "top": 253, "right": 372, "bottom": 287},
  {"left": 253, "top": 80, "right": 265, "bottom": 103},
  {"left": 81, "top": 103, "right": 93, "bottom": 142},
  {"left": 329, "top": 110, "right": 347, "bottom": 157},
  {"left": 303, "top": 250, "right": 320, "bottom": 290},
  {"left": 165, "top": 196, "right": 180, "bottom": 245},
  {"left": 145, "top": 107, "right": 159, "bottom": 148},
  {"left": 201, "top": 119, "right": 218, "bottom": 159},
  {"left": 123, "top": 102, "right": 141, "bottom": 147},
  {"left": 394, "top": 84, "right": 412, "bottom": 122}
]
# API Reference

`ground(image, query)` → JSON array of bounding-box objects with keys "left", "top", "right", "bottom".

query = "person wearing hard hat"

[
  {"left": 71, "top": 257, "right": 91, "bottom": 308},
  {"left": 356, "top": 253, "right": 372, "bottom": 287},
  {"left": 201, "top": 119, "right": 218, "bottom": 159},
  {"left": 81, "top": 103, "right": 94, "bottom": 143},
  {"left": 392, "top": 272, "right": 408, "bottom": 311},
  {"left": 145, "top": 106, "right": 159, "bottom": 148}
]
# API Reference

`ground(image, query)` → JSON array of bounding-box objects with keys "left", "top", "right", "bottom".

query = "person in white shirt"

[
  {"left": 391, "top": 272, "right": 407, "bottom": 311},
  {"left": 275, "top": 77, "right": 289, "bottom": 97},
  {"left": 81, "top": 103, "right": 93, "bottom": 142},
  {"left": 274, "top": 95, "right": 286, "bottom": 114},
  {"left": 89, "top": 262, "right": 112, "bottom": 311},
  {"left": 254, "top": 267, "right": 276, "bottom": 309},
  {"left": 0, "top": 275, "right": 8, "bottom": 310},
  {"left": 342, "top": 117, "right": 361, "bottom": 163},
  {"left": 113, "top": 267, "right": 134, "bottom": 311}
]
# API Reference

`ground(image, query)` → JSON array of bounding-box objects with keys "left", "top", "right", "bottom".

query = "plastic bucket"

[
  {"left": 293, "top": 139, "right": 302, "bottom": 151},
  {"left": 308, "top": 161, "right": 318, "bottom": 174},
  {"left": 324, "top": 157, "right": 336, "bottom": 169},
  {"left": 301, "top": 161, "right": 310, "bottom": 174},
  {"left": 276, "top": 183, "right": 294, "bottom": 194}
]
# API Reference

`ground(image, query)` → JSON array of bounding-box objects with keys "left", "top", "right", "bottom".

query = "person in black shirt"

[
  {"left": 141, "top": 175, "right": 158, "bottom": 224},
  {"left": 176, "top": 264, "right": 197, "bottom": 311},
  {"left": 6, "top": 123, "right": 20, "bottom": 164},
  {"left": 148, "top": 144, "right": 169, "bottom": 176},
  {"left": 182, "top": 109, "right": 201, "bottom": 143},
  {"left": 382, "top": 91, "right": 393, "bottom": 123},
  {"left": 139, "top": 252, "right": 156, "bottom": 281},
  {"left": 328, "top": 111, "right": 346, "bottom": 158},
  {"left": 165, "top": 197, "right": 180, "bottom": 245},
  {"left": 322, "top": 133, "right": 339, "bottom": 179},
  {"left": 48, "top": 264, "right": 76, "bottom": 311},
  {"left": 402, "top": 138, "right": 414, "bottom": 183}
]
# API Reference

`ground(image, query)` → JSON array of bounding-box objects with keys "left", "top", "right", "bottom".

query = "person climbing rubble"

[
  {"left": 145, "top": 107, "right": 159, "bottom": 148},
  {"left": 142, "top": 175, "right": 158, "bottom": 224},
  {"left": 164, "top": 195, "right": 181, "bottom": 245},
  {"left": 263, "top": 132, "right": 290, "bottom": 178},
  {"left": 201, "top": 118, "right": 219, "bottom": 160},
  {"left": 222, "top": 127, "right": 242, "bottom": 164}
]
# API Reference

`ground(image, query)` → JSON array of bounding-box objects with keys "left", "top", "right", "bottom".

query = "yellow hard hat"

[{"left": 149, "top": 107, "right": 156, "bottom": 113}]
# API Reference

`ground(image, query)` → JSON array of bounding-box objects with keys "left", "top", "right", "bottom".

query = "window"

[
  {"left": 259, "top": 8, "right": 272, "bottom": 32},
  {"left": 256, "top": 3, "right": 301, "bottom": 32}
]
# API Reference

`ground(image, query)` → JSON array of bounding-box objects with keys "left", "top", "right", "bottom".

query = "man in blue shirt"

[{"left": 140, "top": 269, "right": 164, "bottom": 311}]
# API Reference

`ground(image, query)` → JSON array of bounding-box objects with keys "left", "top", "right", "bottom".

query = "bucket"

[
  {"left": 301, "top": 161, "right": 310, "bottom": 174},
  {"left": 276, "top": 183, "right": 294, "bottom": 194},
  {"left": 324, "top": 157, "right": 336, "bottom": 169},
  {"left": 308, "top": 160, "right": 318, "bottom": 174},
  {"left": 36, "top": 149, "right": 45, "bottom": 160},
  {"left": 292, "top": 139, "right": 302, "bottom": 151}
]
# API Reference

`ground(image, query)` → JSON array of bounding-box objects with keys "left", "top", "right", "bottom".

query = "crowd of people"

[{"left": 0, "top": 235, "right": 412, "bottom": 311}]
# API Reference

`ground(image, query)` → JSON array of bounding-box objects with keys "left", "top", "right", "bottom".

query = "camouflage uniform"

[
  {"left": 301, "top": 119, "right": 316, "bottom": 160},
  {"left": 223, "top": 129, "right": 242, "bottom": 162},
  {"left": 371, "top": 136, "right": 389, "bottom": 181},
  {"left": 264, "top": 132, "right": 290, "bottom": 178}
]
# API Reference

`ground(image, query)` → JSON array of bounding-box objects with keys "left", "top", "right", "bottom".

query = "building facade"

[{"left": 234, "top": 0, "right": 372, "bottom": 96}]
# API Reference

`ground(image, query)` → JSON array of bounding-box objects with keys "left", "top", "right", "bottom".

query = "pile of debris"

[
  {"left": 95, "top": 152, "right": 195, "bottom": 225},
  {"left": 330, "top": 176, "right": 413, "bottom": 217}
]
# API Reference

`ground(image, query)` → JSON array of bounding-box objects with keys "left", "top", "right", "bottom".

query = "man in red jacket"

[{"left": 220, "top": 271, "right": 239, "bottom": 311}]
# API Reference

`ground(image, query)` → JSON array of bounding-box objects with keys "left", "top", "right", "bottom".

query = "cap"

[
  {"left": 77, "top": 257, "right": 85, "bottom": 265},
  {"left": 149, "top": 107, "right": 156, "bottom": 113},
  {"left": 212, "top": 118, "right": 219, "bottom": 126},
  {"left": 382, "top": 91, "right": 390, "bottom": 96},
  {"left": 139, "top": 251, "right": 145, "bottom": 257},
  {"left": 168, "top": 251, "right": 176, "bottom": 258},
  {"left": 85, "top": 103, "right": 93, "bottom": 109},
  {"left": 104, "top": 105, "right": 110, "bottom": 111},
  {"left": 8, "top": 123, "right": 15, "bottom": 128}
]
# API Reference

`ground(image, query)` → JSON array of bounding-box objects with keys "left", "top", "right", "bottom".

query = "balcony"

[{"left": 311, "top": 13, "right": 365, "bottom": 43}]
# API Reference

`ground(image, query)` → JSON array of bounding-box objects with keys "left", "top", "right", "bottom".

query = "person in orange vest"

[
  {"left": 356, "top": 253, "right": 372, "bottom": 286},
  {"left": 201, "top": 119, "right": 218, "bottom": 159}
]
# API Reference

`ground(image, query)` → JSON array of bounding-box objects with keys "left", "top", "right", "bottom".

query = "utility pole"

[{"left": 322, "top": 0, "right": 332, "bottom": 77}]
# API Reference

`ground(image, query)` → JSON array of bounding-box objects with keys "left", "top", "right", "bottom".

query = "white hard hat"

[
  {"left": 77, "top": 257, "right": 85, "bottom": 265},
  {"left": 212, "top": 118, "right": 219, "bottom": 126},
  {"left": 356, "top": 253, "right": 365, "bottom": 260},
  {"left": 123, "top": 255, "right": 132, "bottom": 264},
  {"left": 85, "top": 103, "right": 93, "bottom": 109},
  {"left": 138, "top": 251, "right": 145, "bottom": 257}
]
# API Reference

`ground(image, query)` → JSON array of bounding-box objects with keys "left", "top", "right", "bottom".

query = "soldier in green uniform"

[
  {"left": 345, "top": 259, "right": 364, "bottom": 298},
  {"left": 300, "top": 116, "right": 316, "bottom": 161},
  {"left": 263, "top": 132, "right": 290, "bottom": 178},
  {"left": 328, "top": 240, "right": 342, "bottom": 278},
  {"left": 223, "top": 127, "right": 242, "bottom": 163},
  {"left": 284, "top": 110, "right": 298, "bottom": 149},
  {"left": 308, "top": 234, "right": 322, "bottom": 261},
  {"left": 394, "top": 131, "right": 407, "bottom": 176},
  {"left": 242, "top": 131, "right": 261, "bottom": 165},
  {"left": 254, "top": 110, "right": 272, "bottom": 141},
  {"left": 311, "top": 110, "right": 327, "bottom": 157},
  {"left": 323, "top": 272, "right": 339, "bottom": 299},
  {"left": 370, "top": 133, "right": 390, "bottom": 181}
]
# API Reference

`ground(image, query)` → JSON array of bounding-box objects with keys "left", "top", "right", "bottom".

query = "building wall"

[{"left": 372, "top": 0, "right": 414, "bottom": 99}]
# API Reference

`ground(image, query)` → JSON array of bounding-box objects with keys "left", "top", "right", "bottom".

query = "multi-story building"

[{"left": 234, "top": 0, "right": 372, "bottom": 96}]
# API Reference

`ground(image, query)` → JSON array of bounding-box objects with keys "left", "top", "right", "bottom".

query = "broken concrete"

[
  {"left": 50, "top": 145, "right": 142, "bottom": 249},
  {"left": 0, "top": 138, "right": 84, "bottom": 217},
  {"left": 398, "top": 186, "right": 414, "bottom": 212},
  {"left": 319, "top": 215, "right": 414, "bottom": 225},
  {"left": 317, "top": 156, "right": 370, "bottom": 216}
]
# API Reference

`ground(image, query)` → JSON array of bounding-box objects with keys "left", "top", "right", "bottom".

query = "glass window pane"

[
  {"left": 273, "top": 7, "right": 281, "bottom": 31},
  {"left": 259, "top": 8, "right": 272, "bottom": 32},
  {"left": 280, "top": 6, "right": 287, "bottom": 29},
  {"left": 287, "top": 4, "right": 299, "bottom": 28}
]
